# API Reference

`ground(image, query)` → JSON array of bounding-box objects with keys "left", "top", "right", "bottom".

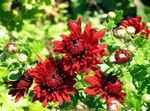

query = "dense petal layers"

[
  {"left": 29, "top": 57, "right": 77, "bottom": 107},
  {"left": 53, "top": 17, "right": 108, "bottom": 75},
  {"left": 6, "top": 71, "right": 33, "bottom": 102},
  {"left": 85, "top": 71, "right": 126, "bottom": 103}
]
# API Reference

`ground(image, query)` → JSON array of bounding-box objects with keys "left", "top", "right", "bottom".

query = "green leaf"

[{"left": 114, "top": 10, "right": 123, "bottom": 23}]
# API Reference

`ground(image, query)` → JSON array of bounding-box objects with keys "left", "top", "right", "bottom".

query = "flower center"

[
  {"left": 66, "top": 37, "right": 85, "bottom": 56},
  {"left": 45, "top": 71, "right": 63, "bottom": 89}
]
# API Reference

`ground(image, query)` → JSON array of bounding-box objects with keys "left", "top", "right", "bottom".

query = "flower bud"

[
  {"left": 107, "top": 98, "right": 121, "bottom": 111},
  {"left": 6, "top": 42, "right": 17, "bottom": 53},
  {"left": 101, "top": 13, "right": 108, "bottom": 19},
  {"left": 115, "top": 49, "right": 131, "bottom": 64},
  {"left": 18, "top": 53, "right": 28, "bottom": 63},
  {"left": 127, "top": 26, "right": 136, "bottom": 35},
  {"left": 128, "top": 45, "right": 136, "bottom": 52},
  {"left": 113, "top": 27, "right": 126, "bottom": 38},
  {"left": 108, "top": 12, "right": 116, "bottom": 19},
  {"left": 109, "top": 55, "right": 116, "bottom": 63},
  {"left": 143, "top": 94, "right": 150, "bottom": 102}
]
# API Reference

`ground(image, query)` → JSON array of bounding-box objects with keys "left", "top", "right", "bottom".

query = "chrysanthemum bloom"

[
  {"left": 84, "top": 71, "right": 126, "bottom": 103},
  {"left": 53, "top": 17, "right": 108, "bottom": 75},
  {"left": 29, "top": 56, "right": 77, "bottom": 107},
  {"left": 115, "top": 49, "right": 131, "bottom": 64},
  {"left": 6, "top": 71, "right": 33, "bottom": 102},
  {"left": 121, "top": 16, "right": 149, "bottom": 36}
]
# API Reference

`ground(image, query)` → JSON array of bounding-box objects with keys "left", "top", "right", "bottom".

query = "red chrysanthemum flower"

[
  {"left": 115, "top": 49, "right": 131, "bottom": 64},
  {"left": 29, "top": 56, "right": 77, "bottom": 107},
  {"left": 53, "top": 17, "right": 108, "bottom": 75},
  {"left": 6, "top": 70, "right": 33, "bottom": 102},
  {"left": 84, "top": 70, "right": 126, "bottom": 103},
  {"left": 121, "top": 16, "right": 146, "bottom": 34}
]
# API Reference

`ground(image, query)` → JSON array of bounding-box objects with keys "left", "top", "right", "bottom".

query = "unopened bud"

[
  {"left": 146, "top": 22, "right": 150, "bottom": 28},
  {"left": 6, "top": 42, "right": 17, "bottom": 53},
  {"left": 109, "top": 55, "right": 116, "bottom": 63},
  {"left": 101, "top": 14, "right": 108, "bottom": 19},
  {"left": 143, "top": 94, "right": 150, "bottom": 103},
  {"left": 115, "top": 49, "right": 131, "bottom": 64},
  {"left": 128, "top": 45, "right": 136, "bottom": 52},
  {"left": 127, "top": 26, "right": 136, "bottom": 35},
  {"left": 18, "top": 53, "right": 28, "bottom": 63},
  {"left": 113, "top": 27, "right": 126, "bottom": 38},
  {"left": 108, "top": 12, "right": 116, "bottom": 19},
  {"left": 108, "top": 98, "right": 121, "bottom": 111}
]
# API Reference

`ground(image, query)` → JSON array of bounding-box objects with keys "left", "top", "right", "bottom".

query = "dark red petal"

[
  {"left": 94, "top": 30, "right": 106, "bottom": 40},
  {"left": 55, "top": 92, "right": 63, "bottom": 105},
  {"left": 85, "top": 76, "right": 100, "bottom": 86},
  {"left": 85, "top": 21, "right": 92, "bottom": 32},
  {"left": 60, "top": 34, "right": 67, "bottom": 39},
  {"left": 15, "top": 94, "right": 22, "bottom": 103},
  {"left": 42, "top": 98, "right": 48, "bottom": 107},
  {"left": 62, "top": 92, "right": 71, "bottom": 103},
  {"left": 84, "top": 86, "right": 101, "bottom": 96},
  {"left": 77, "top": 16, "right": 82, "bottom": 25}
]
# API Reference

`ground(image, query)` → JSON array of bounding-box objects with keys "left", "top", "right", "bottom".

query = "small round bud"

[
  {"left": 128, "top": 45, "right": 136, "bottom": 52},
  {"left": 109, "top": 55, "right": 116, "bottom": 63},
  {"left": 127, "top": 26, "right": 136, "bottom": 35},
  {"left": 18, "top": 53, "right": 28, "bottom": 63},
  {"left": 146, "top": 22, "right": 150, "bottom": 28},
  {"left": 107, "top": 98, "right": 121, "bottom": 111},
  {"left": 101, "top": 13, "right": 108, "bottom": 19},
  {"left": 6, "top": 42, "right": 17, "bottom": 53},
  {"left": 143, "top": 94, "right": 150, "bottom": 102},
  {"left": 113, "top": 27, "right": 126, "bottom": 38},
  {"left": 108, "top": 12, "right": 116, "bottom": 19}
]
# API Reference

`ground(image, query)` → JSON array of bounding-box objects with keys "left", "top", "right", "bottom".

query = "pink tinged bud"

[
  {"left": 108, "top": 98, "right": 121, "bottom": 111},
  {"left": 113, "top": 27, "right": 126, "bottom": 38},
  {"left": 6, "top": 42, "right": 17, "bottom": 53}
]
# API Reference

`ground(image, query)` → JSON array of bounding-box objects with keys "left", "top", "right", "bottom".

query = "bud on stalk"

[
  {"left": 101, "top": 13, "right": 108, "bottom": 19},
  {"left": 6, "top": 42, "right": 17, "bottom": 53},
  {"left": 18, "top": 53, "right": 28, "bottom": 63},
  {"left": 126, "top": 26, "right": 136, "bottom": 35},
  {"left": 107, "top": 98, "right": 121, "bottom": 111},
  {"left": 113, "top": 27, "right": 126, "bottom": 38},
  {"left": 108, "top": 12, "right": 116, "bottom": 19}
]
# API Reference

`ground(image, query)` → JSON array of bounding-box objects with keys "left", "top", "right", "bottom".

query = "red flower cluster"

[
  {"left": 121, "top": 16, "right": 150, "bottom": 37},
  {"left": 53, "top": 17, "right": 108, "bottom": 75},
  {"left": 115, "top": 49, "right": 131, "bottom": 64},
  {"left": 29, "top": 57, "right": 77, "bottom": 107},
  {"left": 6, "top": 71, "right": 33, "bottom": 102},
  {"left": 6, "top": 17, "right": 128, "bottom": 108},
  {"left": 84, "top": 70, "right": 126, "bottom": 102}
]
